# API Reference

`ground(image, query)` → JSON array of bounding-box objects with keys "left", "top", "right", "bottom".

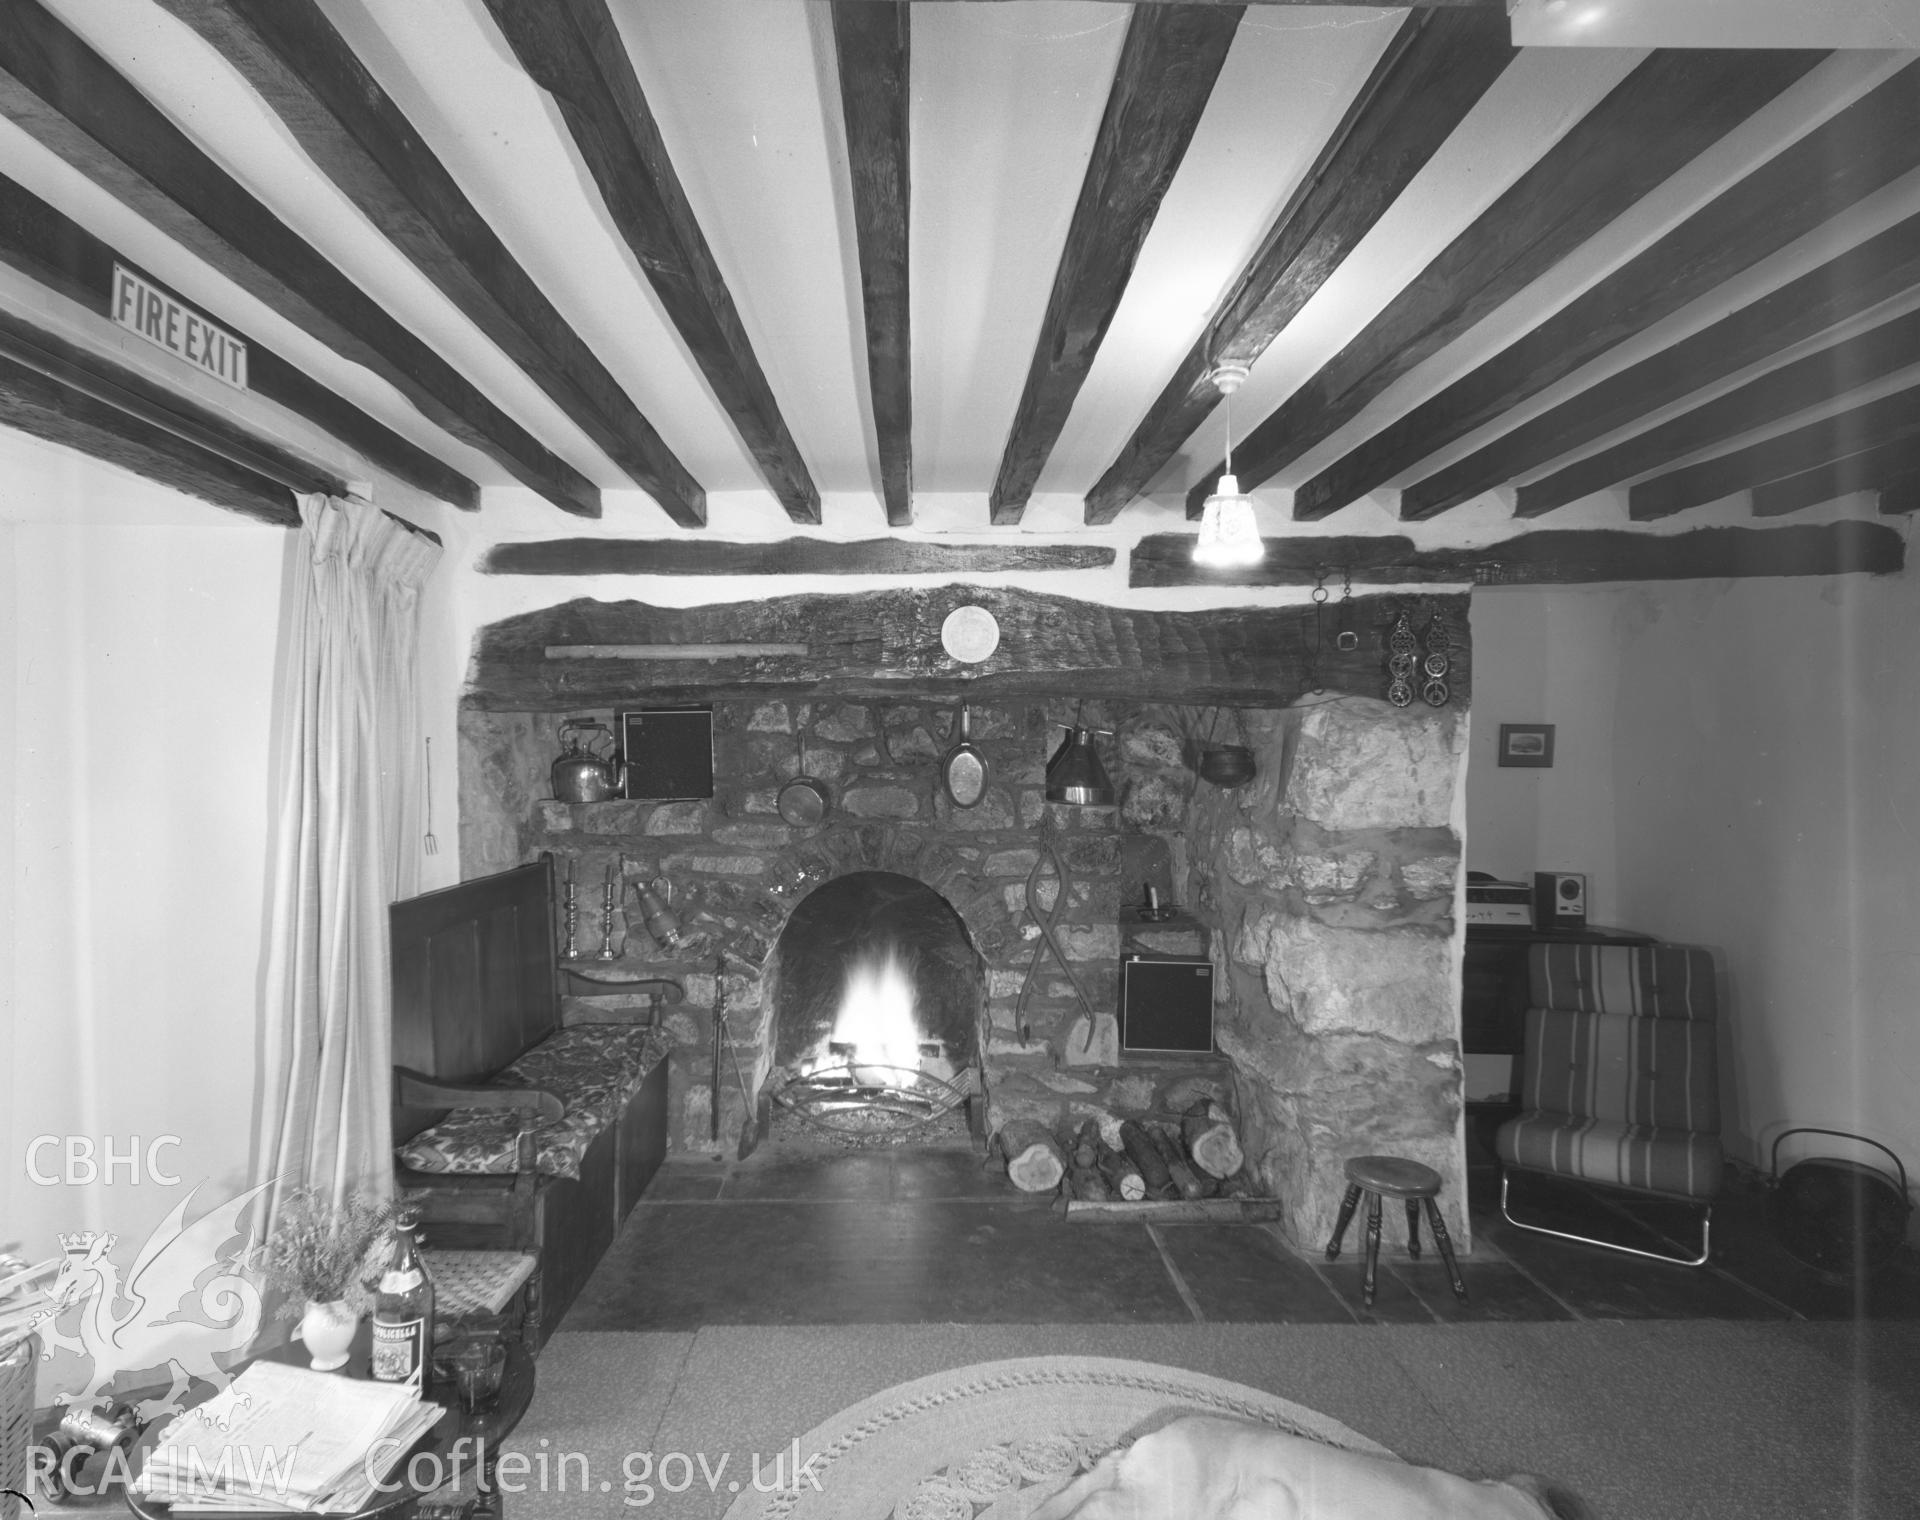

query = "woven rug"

[{"left": 720, "top": 1354, "right": 1391, "bottom": 1520}]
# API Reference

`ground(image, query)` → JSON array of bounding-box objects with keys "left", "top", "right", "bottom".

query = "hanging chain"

[
  {"left": 1305, "top": 570, "right": 1329, "bottom": 696},
  {"left": 1335, "top": 566, "right": 1358, "bottom": 651}
]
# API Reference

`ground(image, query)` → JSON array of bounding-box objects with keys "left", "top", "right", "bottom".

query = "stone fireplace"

[
  {"left": 462, "top": 696, "right": 1169, "bottom": 1151},
  {"left": 457, "top": 586, "right": 1471, "bottom": 1250},
  {"left": 766, "top": 869, "right": 982, "bottom": 1080}
]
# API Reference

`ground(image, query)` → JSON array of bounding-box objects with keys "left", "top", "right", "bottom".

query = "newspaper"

[{"left": 133, "top": 1360, "right": 444, "bottom": 1513}]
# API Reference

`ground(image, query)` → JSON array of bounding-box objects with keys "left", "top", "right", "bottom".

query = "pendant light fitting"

[{"left": 1195, "top": 363, "right": 1265, "bottom": 568}]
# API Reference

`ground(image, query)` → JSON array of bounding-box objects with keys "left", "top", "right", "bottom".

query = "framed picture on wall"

[{"left": 1497, "top": 723, "right": 1555, "bottom": 768}]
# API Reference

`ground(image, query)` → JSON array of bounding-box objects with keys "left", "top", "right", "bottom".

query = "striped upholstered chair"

[{"left": 1493, "top": 940, "right": 1723, "bottom": 1265}]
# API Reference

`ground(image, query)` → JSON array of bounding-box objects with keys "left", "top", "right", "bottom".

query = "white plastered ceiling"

[{"left": 0, "top": 1, "right": 1914, "bottom": 541}]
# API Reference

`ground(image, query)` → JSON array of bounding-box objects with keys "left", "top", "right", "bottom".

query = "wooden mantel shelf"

[{"left": 468, "top": 586, "right": 1471, "bottom": 711}]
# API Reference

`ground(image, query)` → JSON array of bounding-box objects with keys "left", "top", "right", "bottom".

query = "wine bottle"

[{"left": 371, "top": 1205, "right": 434, "bottom": 1392}]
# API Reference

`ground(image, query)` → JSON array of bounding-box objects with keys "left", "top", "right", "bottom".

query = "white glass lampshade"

[{"left": 1193, "top": 475, "right": 1264, "bottom": 567}]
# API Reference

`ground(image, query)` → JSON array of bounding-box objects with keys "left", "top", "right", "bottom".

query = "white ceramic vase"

[{"left": 298, "top": 1298, "right": 359, "bottom": 1371}]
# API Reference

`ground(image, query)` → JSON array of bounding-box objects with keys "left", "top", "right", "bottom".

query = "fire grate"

[{"left": 771, "top": 1062, "right": 969, "bottom": 1142}]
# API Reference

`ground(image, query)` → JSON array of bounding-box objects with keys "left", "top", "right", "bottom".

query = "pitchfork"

[{"left": 423, "top": 736, "right": 440, "bottom": 855}]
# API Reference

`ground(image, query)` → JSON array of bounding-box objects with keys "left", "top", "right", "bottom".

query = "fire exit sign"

[{"left": 111, "top": 264, "right": 248, "bottom": 391}]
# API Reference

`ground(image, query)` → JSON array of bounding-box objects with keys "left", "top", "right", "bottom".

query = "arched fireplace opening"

[{"left": 763, "top": 870, "right": 984, "bottom": 1136}]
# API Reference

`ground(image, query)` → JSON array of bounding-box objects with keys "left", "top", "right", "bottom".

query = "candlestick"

[
  {"left": 598, "top": 874, "right": 619, "bottom": 961},
  {"left": 561, "top": 878, "right": 579, "bottom": 960}
]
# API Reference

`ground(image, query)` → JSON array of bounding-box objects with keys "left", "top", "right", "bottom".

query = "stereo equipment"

[
  {"left": 1533, "top": 871, "right": 1587, "bottom": 929},
  {"left": 1465, "top": 904, "right": 1533, "bottom": 927},
  {"left": 618, "top": 707, "right": 714, "bottom": 800},
  {"left": 1120, "top": 956, "right": 1215, "bottom": 1054},
  {"left": 1465, "top": 877, "right": 1532, "bottom": 928}
]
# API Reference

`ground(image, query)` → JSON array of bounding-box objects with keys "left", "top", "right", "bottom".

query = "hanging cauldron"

[{"left": 1197, "top": 744, "right": 1256, "bottom": 787}]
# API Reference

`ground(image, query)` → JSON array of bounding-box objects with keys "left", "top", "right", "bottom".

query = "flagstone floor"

[{"left": 560, "top": 1131, "right": 1920, "bottom": 1332}]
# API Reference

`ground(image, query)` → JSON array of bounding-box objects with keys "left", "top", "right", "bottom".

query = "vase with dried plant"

[{"left": 255, "top": 1190, "right": 395, "bottom": 1371}]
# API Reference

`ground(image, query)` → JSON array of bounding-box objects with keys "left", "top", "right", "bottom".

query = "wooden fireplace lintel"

[{"left": 467, "top": 586, "right": 1471, "bottom": 711}]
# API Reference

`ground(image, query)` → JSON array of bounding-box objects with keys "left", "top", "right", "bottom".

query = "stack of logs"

[{"left": 999, "top": 1102, "right": 1250, "bottom": 1204}]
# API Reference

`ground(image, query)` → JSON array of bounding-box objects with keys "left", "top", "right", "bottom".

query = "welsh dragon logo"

[{"left": 28, "top": 1181, "right": 271, "bottom": 1422}]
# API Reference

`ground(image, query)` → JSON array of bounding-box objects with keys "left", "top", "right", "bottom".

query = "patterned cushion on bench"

[
  {"left": 1495, "top": 942, "right": 1723, "bottom": 1201},
  {"left": 397, "top": 1025, "right": 670, "bottom": 1180}
]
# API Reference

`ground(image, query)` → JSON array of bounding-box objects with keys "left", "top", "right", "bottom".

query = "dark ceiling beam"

[
  {"left": 481, "top": 537, "right": 1112, "bottom": 576},
  {"left": 1752, "top": 434, "right": 1920, "bottom": 517},
  {"left": 1406, "top": 213, "right": 1920, "bottom": 520},
  {"left": 0, "top": 307, "right": 343, "bottom": 501},
  {"left": 0, "top": 167, "right": 480, "bottom": 511},
  {"left": 936, "top": 1, "right": 1503, "bottom": 8},
  {"left": 151, "top": 0, "right": 703, "bottom": 527},
  {"left": 481, "top": 0, "right": 819, "bottom": 523},
  {"left": 1628, "top": 381, "right": 1920, "bottom": 519},
  {"left": 1082, "top": 5, "right": 1513, "bottom": 526},
  {"left": 1289, "top": 61, "right": 1920, "bottom": 521},
  {"left": 988, "top": 3, "right": 1241, "bottom": 526},
  {"left": 831, "top": 2, "right": 913, "bottom": 528},
  {"left": 0, "top": 0, "right": 597, "bottom": 516},
  {"left": 1879, "top": 473, "right": 1920, "bottom": 514},
  {"left": 1182, "top": 49, "right": 1824, "bottom": 520},
  {"left": 1129, "top": 521, "right": 1905, "bottom": 588},
  {"left": 1515, "top": 308, "right": 1920, "bottom": 515},
  {"left": 0, "top": 325, "right": 302, "bottom": 525}
]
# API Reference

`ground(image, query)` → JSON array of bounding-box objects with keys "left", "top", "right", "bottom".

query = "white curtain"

[{"left": 255, "top": 494, "right": 442, "bottom": 1217}]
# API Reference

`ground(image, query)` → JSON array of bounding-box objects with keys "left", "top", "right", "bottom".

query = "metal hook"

[{"left": 1306, "top": 576, "right": 1327, "bottom": 697}]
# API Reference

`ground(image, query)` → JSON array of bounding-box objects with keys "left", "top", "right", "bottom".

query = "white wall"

[
  {"left": 1467, "top": 569, "right": 1920, "bottom": 1192},
  {"left": 1, "top": 436, "right": 462, "bottom": 1264},
  {"left": 1466, "top": 589, "right": 1622, "bottom": 920},
  {"left": 2, "top": 476, "right": 283, "bottom": 1254}
]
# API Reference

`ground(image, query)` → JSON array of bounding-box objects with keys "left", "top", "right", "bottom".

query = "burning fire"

[{"left": 799, "top": 944, "right": 947, "bottom": 1081}]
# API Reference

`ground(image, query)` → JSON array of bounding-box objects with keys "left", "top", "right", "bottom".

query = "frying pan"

[
  {"left": 941, "top": 702, "right": 990, "bottom": 807},
  {"left": 777, "top": 722, "right": 830, "bottom": 826}
]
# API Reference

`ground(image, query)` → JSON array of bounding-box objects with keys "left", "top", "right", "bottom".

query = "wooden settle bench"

[{"left": 388, "top": 858, "right": 674, "bottom": 1347}]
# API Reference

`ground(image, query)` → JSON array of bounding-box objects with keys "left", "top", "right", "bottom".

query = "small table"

[{"left": 38, "top": 1324, "right": 532, "bottom": 1520}]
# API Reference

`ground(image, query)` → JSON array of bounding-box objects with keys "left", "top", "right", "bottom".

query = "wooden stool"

[
  {"left": 425, "top": 1248, "right": 542, "bottom": 1349},
  {"left": 1323, "top": 1155, "right": 1468, "bottom": 1308}
]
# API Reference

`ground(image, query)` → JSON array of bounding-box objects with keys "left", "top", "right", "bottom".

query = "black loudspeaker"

[
  {"left": 1533, "top": 871, "right": 1587, "bottom": 929},
  {"left": 1121, "top": 957, "right": 1215, "bottom": 1053},
  {"left": 618, "top": 707, "right": 714, "bottom": 800}
]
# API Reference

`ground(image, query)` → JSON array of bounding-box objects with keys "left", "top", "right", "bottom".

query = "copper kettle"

[{"left": 552, "top": 717, "right": 618, "bottom": 803}]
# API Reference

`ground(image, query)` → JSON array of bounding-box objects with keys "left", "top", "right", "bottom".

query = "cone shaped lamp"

[
  {"left": 1194, "top": 364, "right": 1265, "bottom": 568},
  {"left": 1045, "top": 725, "right": 1116, "bottom": 806}
]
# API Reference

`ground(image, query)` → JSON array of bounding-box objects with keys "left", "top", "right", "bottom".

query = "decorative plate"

[{"left": 941, "top": 606, "right": 1000, "bottom": 664}]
